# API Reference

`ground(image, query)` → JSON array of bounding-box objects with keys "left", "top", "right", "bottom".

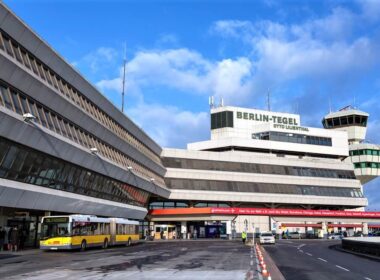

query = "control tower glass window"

[
  {"left": 211, "top": 111, "right": 233, "bottom": 129},
  {"left": 323, "top": 115, "right": 368, "bottom": 128}
]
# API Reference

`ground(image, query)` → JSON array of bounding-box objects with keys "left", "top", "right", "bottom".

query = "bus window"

[{"left": 104, "top": 223, "right": 110, "bottom": 234}]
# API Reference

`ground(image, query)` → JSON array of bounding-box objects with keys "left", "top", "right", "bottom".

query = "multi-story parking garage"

[{"left": 0, "top": 3, "right": 169, "bottom": 247}]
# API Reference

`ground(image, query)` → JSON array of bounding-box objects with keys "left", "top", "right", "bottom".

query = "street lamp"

[{"left": 23, "top": 113, "right": 36, "bottom": 122}]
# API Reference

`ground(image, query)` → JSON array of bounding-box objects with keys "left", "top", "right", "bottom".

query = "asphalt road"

[
  {"left": 265, "top": 239, "right": 380, "bottom": 280},
  {"left": 0, "top": 240, "right": 256, "bottom": 280}
]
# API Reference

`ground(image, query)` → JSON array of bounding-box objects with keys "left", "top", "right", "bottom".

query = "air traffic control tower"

[{"left": 322, "top": 106, "right": 380, "bottom": 184}]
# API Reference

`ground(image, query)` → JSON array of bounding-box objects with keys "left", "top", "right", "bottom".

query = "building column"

[
  {"left": 362, "top": 222, "right": 369, "bottom": 236},
  {"left": 149, "top": 221, "right": 155, "bottom": 238},
  {"left": 181, "top": 221, "right": 187, "bottom": 239},
  {"left": 320, "top": 222, "right": 327, "bottom": 239},
  {"left": 226, "top": 221, "right": 232, "bottom": 239}
]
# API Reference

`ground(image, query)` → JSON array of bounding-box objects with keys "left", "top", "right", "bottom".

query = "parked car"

[
  {"left": 287, "top": 231, "right": 301, "bottom": 239},
  {"left": 259, "top": 232, "right": 275, "bottom": 244},
  {"left": 328, "top": 233, "right": 343, "bottom": 240}
]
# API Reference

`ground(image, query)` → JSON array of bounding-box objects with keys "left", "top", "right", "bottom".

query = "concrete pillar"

[
  {"left": 320, "top": 222, "right": 327, "bottom": 239},
  {"left": 363, "top": 222, "right": 368, "bottom": 236},
  {"left": 226, "top": 221, "right": 232, "bottom": 239},
  {"left": 149, "top": 222, "right": 155, "bottom": 238},
  {"left": 181, "top": 221, "right": 187, "bottom": 239}
]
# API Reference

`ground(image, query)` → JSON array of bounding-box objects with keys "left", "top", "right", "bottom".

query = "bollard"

[{"left": 262, "top": 267, "right": 269, "bottom": 277}]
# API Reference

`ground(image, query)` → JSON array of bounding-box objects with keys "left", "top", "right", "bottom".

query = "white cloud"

[
  {"left": 96, "top": 48, "right": 254, "bottom": 103},
  {"left": 126, "top": 103, "right": 208, "bottom": 148},
  {"left": 90, "top": 3, "right": 380, "bottom": 150},
  {"left": 358, "top": 0, "right": 380, "bottom": 22},
  {"left": 74, "top": 47, "right": 118, "bottom": 73},
  {"left": 212, "top": 6, "right": 379, "bottom": 96}
]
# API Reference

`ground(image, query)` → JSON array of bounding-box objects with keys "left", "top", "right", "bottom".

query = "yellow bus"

[{"left": 39, "top": 215, "right": 139, "bottom": 250}]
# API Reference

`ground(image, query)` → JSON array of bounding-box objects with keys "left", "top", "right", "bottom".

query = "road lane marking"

[
  {"left": 297, "top": 244, "right": 306, "bottom": 249},
  {"left": 317, "top": 258, "right": 327, "bottom": 262},
  {"left": 364, "top": 277, "right": 372, "bottom": 280},
  {"left": 335, "top": 265, "right": 350, "bottom": 272},
  {"left": 306, "top": 253, "right": 313, "bottom": 256}
]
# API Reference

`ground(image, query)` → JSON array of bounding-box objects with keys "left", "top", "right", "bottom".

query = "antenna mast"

[
  {"left": 267, "top": 88, "right": 271, "bottom": 111},
  {"left": 121, "top": 43, "right": 127, "bottom": 113}
]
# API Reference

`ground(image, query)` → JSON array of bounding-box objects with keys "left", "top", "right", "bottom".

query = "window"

[
  {"left": 340, "top": 116, "right": 348, "bottom": 125},
  {"left": 12, "top": 43, "right": 22, "bottom": 63},
  {"left": 20, "top": 50, "right": 31, "bottom": 69},
  {"left": 333, "top": 118, "right": 340, "bottom": 126},
  {"left": 10, "top": 90, "right": 22, "bottom": 114},
  {"left": 211, "top": 111, "right": 234, "bottom": 129},
  {"left": 0, "top": 85, "right": 5, "bottom": 107},
  {"left": 28, "top": 56, "right": 39, "bottom": 75},
  {"left": 354, "top": 115, "right": 361, "bottom": 125},
  {"left": 1, "top": 86, "right": 13, "bottom": 110},
  {"left": 19, "top": 96, "right": 29, "bottom": 114},
  {"left": 0, "top": 32, "right": 5, "bottom": 51},
  {"left": 36, "top": 62, "right": 46, "bottom": 80},
  {"left": 2, "top": 35, "right": 14, "bottom": 56},
  {"left": 36, "top": 105, "right": 48, "bottom": 127}
]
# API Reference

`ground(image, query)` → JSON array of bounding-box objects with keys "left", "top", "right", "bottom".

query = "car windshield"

[
  {"left": 260, "top": 233, "right": 273, "bottom": 237},
  {"left": 41, "top": 222, "right": 71, "bottom": 240}
]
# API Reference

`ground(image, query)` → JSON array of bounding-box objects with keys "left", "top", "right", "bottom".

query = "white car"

[
  {"left": 259, "top": 232, "right": 275, "bottom": 244},
  {"left": 328, "top": 233, "right": 343, "bottom": 240}
]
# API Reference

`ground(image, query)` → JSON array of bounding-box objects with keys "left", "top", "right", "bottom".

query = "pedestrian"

[
  {"left": 193, "top": 229, "right": 197, "bottom": 240},
  {"left": 242, "top": 231, "right": 247, "bottom": 244},
  {"left": 10, "top": 226, "right": 19, "bottom": 252},
  {"left": 0, "top": 227, "right": 5, "bottom": 251},
  {"left": 19, "top": 228, "right": 26, "bottom": 250},
  {"left": 7, "top": 227, "right": 13, "bottom": 251}
]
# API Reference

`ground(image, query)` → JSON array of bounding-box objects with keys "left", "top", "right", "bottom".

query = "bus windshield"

[{"left": 41, "top": 222, "right": 71, "bottom": 240}]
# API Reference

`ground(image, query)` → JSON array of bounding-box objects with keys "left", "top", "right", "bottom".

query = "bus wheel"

[
  {"left": 80, "top": 240, "right": 87, "bottom": 251},
  {"left": 127, "top": 238, "right": 132, "bottom": 247},
  {"left": 103, "top": 238, "right": 108, "bottom": 249}
]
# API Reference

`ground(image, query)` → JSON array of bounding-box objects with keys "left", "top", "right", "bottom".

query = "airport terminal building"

[
  {"left": 0, "top": 3, "right": 379, "bottom": 246},
  {"left": 149, "top": 106, "right": 380, "bottom": 239}
]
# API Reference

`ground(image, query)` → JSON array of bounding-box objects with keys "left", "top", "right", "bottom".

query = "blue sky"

[{"left": 4, "top": 0, "right": 380, "bottom": 209}]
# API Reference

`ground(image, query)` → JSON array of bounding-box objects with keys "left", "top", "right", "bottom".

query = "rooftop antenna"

[
  {"left": 266, "top": 88, "right": 271, "bottom": 111},
  {"left": 121, "top": 43, "right": 127, "bottom": 113},
  {"left": 209, "top": 96, "right": 215, "bottom": 109},
  {"left": 353, "top": 95, "right": 356, "bottom": 109}
]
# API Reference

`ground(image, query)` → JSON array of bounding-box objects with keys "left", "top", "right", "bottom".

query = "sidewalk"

[{"left": 0, "top": 248, "right": 40, "bottom": 257}]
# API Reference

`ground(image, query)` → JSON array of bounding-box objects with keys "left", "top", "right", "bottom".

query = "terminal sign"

[{"left": 237, "top": 111, "right": 299, "bottom": 125}]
